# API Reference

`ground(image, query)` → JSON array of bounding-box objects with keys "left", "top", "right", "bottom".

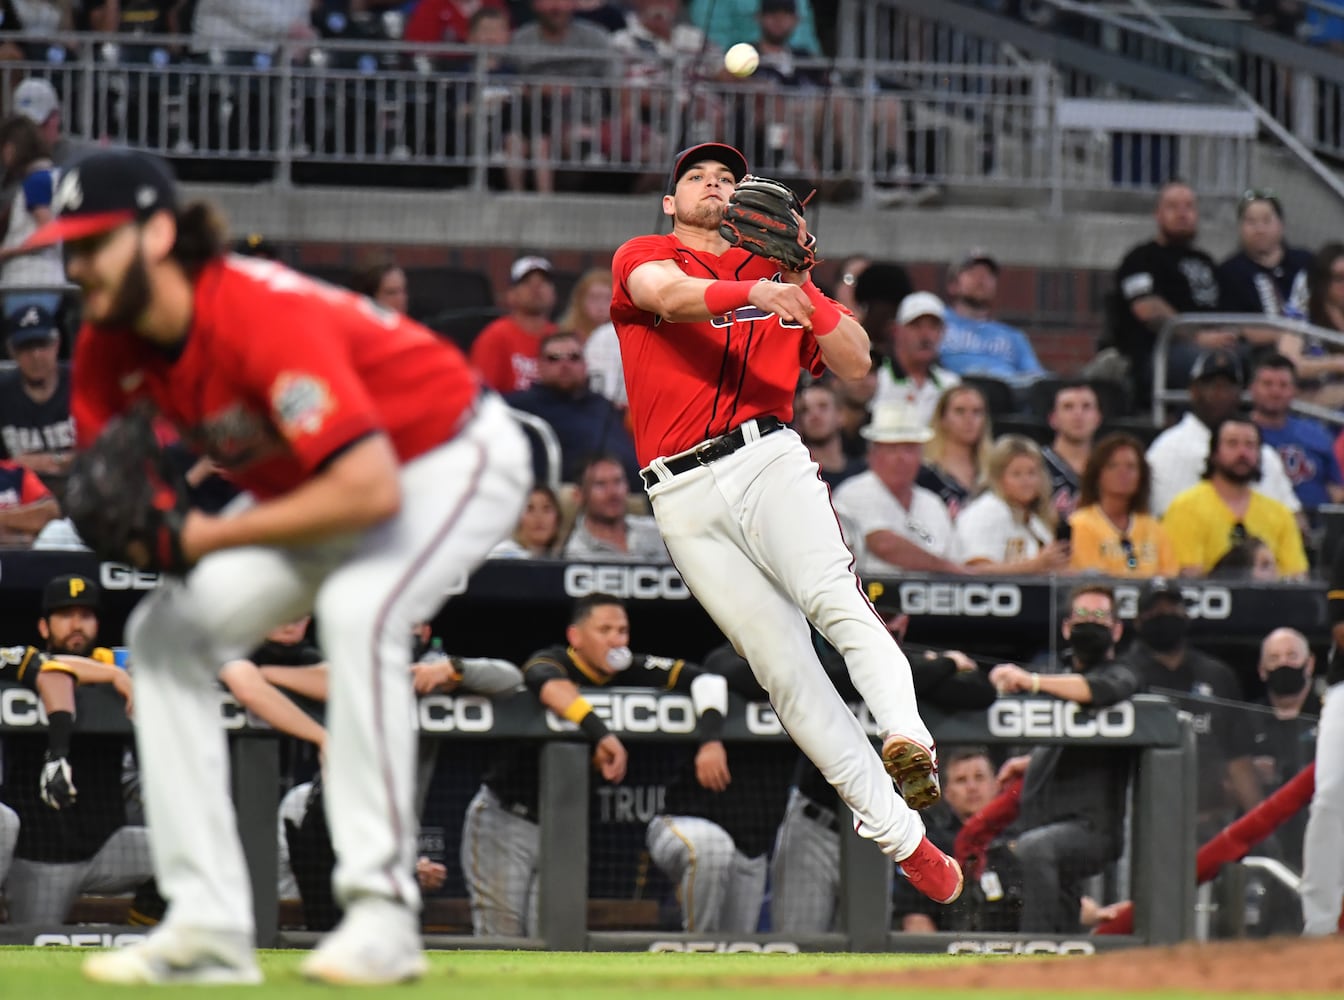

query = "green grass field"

[{"left": 0, "top": 947, "right": 1303, "bottom": 999}]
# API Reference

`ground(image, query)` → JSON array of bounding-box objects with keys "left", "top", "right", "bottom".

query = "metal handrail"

[
  {"left": 1035, "top": 0, "right": 1238, "bottom": 59},
  {"left": 505, "top": 406, "right": 562, "bottom": 494},
  {"left": 1239, "top": 855, "right": 1303, "bottom": 895},
  {"left": 1152, "top": 312, "right": 1344, "bottom": 425}
]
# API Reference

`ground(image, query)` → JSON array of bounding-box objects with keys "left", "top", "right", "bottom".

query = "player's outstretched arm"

[
  {"left": 259, "top": 663, "right": 330, "bottom": 703},
  {"left": 220, "top": 659, "right": 327, "bottom": 748}
]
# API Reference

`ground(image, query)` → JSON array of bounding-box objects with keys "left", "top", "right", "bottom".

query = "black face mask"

[
  {"left": 1265, "top": 664, "right": 1309, "bottom": 696},
  {"left": 1068, "top": 622, "right": 1114, "bottom": 666},
  {"left": 1139, "top": 613, "right": 1188, "bottom": 652}
]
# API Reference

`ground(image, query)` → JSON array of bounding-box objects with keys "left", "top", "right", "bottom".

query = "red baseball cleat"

[
  {"left": 898, "top": 836, "right": 964, "bottom": 905},
  {"left": 881, "top": 735, "right": 941, "bottom": 810}
]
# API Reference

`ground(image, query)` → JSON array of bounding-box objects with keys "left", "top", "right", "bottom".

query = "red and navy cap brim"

[
  {"left": 668, "top": 143, "right": 748, "bottom": 193},
  {"left": 23, "top": 209, "right": 137, "bottom": 251}
]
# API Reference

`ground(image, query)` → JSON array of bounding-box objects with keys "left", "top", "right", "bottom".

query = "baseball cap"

[
  {"left": 667, "top": 142, "right": 748, "bottom": 194},
  {"left": 5, "top": 304, "right": 58, "bottom": 347},
  {"left": 860, "top": 402, "right": 934, "bottom": 444},
  {"left": 510, "top": 255, "right": 553, "bottom": 285},
  {"left": 13, "top": 77, "right": 59, "bottom": 125},
  {"left": 42, "top": 574, "right": 101, "bottom": 614},
  {"left": 1190, "top": 347, "right": 1243, "bottom": 385},
  {"left": 1138, "top": 576, "right": 1185, "bottom": 613},
  {"left": 23, "top": 148, "right": 178, "bottom": 251},
  {"left": 953, "top": 248, "right": 1000, "bottom": 276},
  {"left": 896, "top": 291, "right": 946, "bottom": 326},
  {"left": 760, "top": 0, "right": 798, "bottom": 12}
]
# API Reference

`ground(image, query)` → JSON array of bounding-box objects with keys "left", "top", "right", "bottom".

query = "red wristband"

[
  {"left": 704, "top": 279, "right": 757, "bottom": 316},
  {"left": 802, "top": 281, "right": 842, "bottom": 336}
]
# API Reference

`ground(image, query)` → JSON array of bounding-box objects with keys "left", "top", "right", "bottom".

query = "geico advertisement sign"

[
  {"left": 648, "top": 941, "right": 800, "bottom": 953},
  {"left": 564, "top": 564, "right": 690, "bottom": 601},
  {"left": 0, "top": 687, "right": 46, "bottom": 726},
  {"left": 1114, "top": 583, "right": 1231, "bottom": 620},
  {"left": 988, "top": 699, "right": 1136, "bottom": 739},
  {"left": 99, "top": 563, "right": 161, "bottom": 591},
  {"left": 898, "top": 582, "right": 1022, "bottom": 617},
  {"left": 546, "top": 692, "right": 696, "bottom": 734},
  {"left": 746, "top": 700, "right": 878, "bottom": 737},
  {"left": 945, "top": 939, "right": 1095, "bottom": 956},
  {"left": 35, "top": 933, "right": 148, "bottom": 948},
  {"left": 217, "top": 693, "right": 495, "bottom": 733}
]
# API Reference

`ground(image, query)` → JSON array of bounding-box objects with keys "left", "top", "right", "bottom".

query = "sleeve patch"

[
  {"left": 271, "top": 373, "right": 334, "bottom": 437},
  {"left": 1121, "top": 272, "right": 1155, "bottom": 300}
]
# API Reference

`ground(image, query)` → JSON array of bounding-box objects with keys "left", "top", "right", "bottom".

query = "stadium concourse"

[{"left": 2, "top": 0, "right": 1344, "bottom": 968}]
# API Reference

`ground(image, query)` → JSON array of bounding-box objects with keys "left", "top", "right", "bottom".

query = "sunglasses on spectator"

[
  {"left": 1070, "top": 606, "right": 1114, "bottom": 624},
  {"left": 1230, "top": 522, "right": 1248, "bottom": 544},
  {"left": 544, "top": 351, "right": 583, "bottom": 362},
  {"left": 1119, "top": 536, "right": 1138, "bottom": 571}
]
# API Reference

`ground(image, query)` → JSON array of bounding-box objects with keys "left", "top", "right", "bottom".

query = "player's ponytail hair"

[{"left": 170, "top": 201, "right": 228, "bottom": 278}]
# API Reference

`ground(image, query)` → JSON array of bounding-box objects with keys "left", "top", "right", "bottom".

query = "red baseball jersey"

[
  {"left": 610, "top": 234, "right": 828, "bottom": 465},
  {"left": 72, "top": 257, "right": 480, "bottom": 499}
]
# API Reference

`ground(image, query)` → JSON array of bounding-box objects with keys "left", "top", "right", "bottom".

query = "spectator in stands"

[
  {"left": 1162, "top": 416, "right": 1308, "bottom": 578},
  {"left": 75, "top": 0, "right": 182, "bottom": 37},
  {"left": 1281, "top": 242, "right": 1344, "bottom": 409},
  {"left": 1249, "top": 353, "right": 1344, "bottom": 516},
  {"left": 955, "top": 435, "right": 1070, "bottom": 575},
  {"left": 11, "top": 0, "right": 71, "bottom": 35},
  {"left": 404, "top": 0, "right": 509, "bottom": 43},
  {"left": 490, "top": 484, "right": 564, "bottom": 558},
  {"left": 1209, "top": 536, "right": 1280, "bottom": 582},
  {"left": 688, "top": 0, "right": 821, "bottom": 53},
  {"left": 0, "top": 115, "right": 62, "bottom": 320},
  {"left": 832, "top": 402, "right": 963, "bottom": 577},
  {"left": 506, "top": 330, "right": 640, "bottom": 485},
  {"left": 1301, "top": 0, "right": 1344, "bottom": 49},
  {"left": 1068, "top": 432, "right": 1177, "bottom": 578},
  {"left": 1040, "top": 380, "right": 1102, "bottom": 522},
  {"left": 990, "top": 583, "right": 1139, "bottom": 933},
  {"left": 871, "top": 292, "right": 959, "bottom": 428},
  {"left": 829, "top": 256, "right": 868, "bottom": 314},
  {"left": 1113, "top": 180, "right": 1223, "bottom": 402},
  {"left": 940, "top": 250, "right": 1047, "bottom": 382},
  {"left": 563, "top": 453, "right": 669, "bottom": 561},
  {"left": 744, "top": 0, "right": 830, "bottom": 177},
  {"left": 190, "top": 0, "right": 315, "bottom": 60},
  {"left": 1145, "top": 348, "right": 1301, "bottom": 518},
  {"left": 917, "top": 384, "right": 991, "bottom": 521},
  {"left": 470, "top": 254, "right": 558, "bottom": 392},
  {"left": 2, "top": 574, "right": 156, "bottom": 924},
  {"left": 1218, "top": 189, "right": 1312, "bottom": 322},
  {"left": 852, "top": 260, "right": 913, "bottom": 352},
  {"left": 460, "top": 594, "right": 722, "bottom": 935},
  {"left": 1124, "top": 577, "right": 1263, "bottom": 834},
  {"left": 0, "top": 304, "right": 74, "bottom": 489},
  {"left": 793, "top": 381, "right": 865, "bottom": 488},
  {"left": 349, "top": 252, "right": 409, "bottom": 315},
  {"left": 0, "top": 450, "right": 56, "bottom": 545},
  {"left": 556, "top": 266, "right": 611, "bottom": 343},
  {"left": 832, "top": 367, "right": 877, "bottom": 461},
  {"left": 11, "top": 77, "right": 80, "bottom": 167}
]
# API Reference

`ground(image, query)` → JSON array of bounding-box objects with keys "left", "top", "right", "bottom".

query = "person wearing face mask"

[
  {"left": 459, "top": 593, "right": 728, "bottom": 937},
  {"left": 988, "top": 584, "right": 1139, "bottom": 933},
  {"left": 1123, "top": 578, "right": 1263, "bottom": 837}
]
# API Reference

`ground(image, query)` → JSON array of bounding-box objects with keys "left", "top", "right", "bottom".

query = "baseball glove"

[
  {"left": 64, "top": 410, "right": 192, "bottom": 575},
  {"left": 719, "top": 175, "right": 818, "bottom": 272}
]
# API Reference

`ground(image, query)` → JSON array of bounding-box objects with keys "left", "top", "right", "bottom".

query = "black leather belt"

[
  {"left": 639, "top": 417, "right": 784, "bottom": 491},
  {"left": 802, "top": 800, "right": 839, "bottom": 833}
]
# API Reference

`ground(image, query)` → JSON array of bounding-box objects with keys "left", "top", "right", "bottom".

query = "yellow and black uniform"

[
  {"left": 481, "top": 643, "right": 720, "bottom": 820},
  {"left": 1068, "top": 505, "right": 1178, "bottom": 577},
  {"left": 0, "top": 644, "right": 69, "bottom": 691},
  {"left": 1162, "top": 481, "right": 1308, "bottom": 575}
]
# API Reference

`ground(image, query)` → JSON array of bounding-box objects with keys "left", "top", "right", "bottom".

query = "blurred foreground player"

[
  {"left": 1302, "top": 543, "right": 1344, "bottom": 934},
  {"left": 21, "top": 149, "right": 529, "bottom": 983},
  {"left": 609, "top": 144, "right": 961, "bottom": 905}
]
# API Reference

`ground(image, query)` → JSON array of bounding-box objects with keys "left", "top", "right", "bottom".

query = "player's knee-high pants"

[
  {"left": 645, "top": 427, "right": 928, "bottom": 860},
  {"left": 126, "top": 394, "right": 529, "bottom": 934},
  {"left": 1302, "top": 678, "right": 1344, "bottom": 934}
]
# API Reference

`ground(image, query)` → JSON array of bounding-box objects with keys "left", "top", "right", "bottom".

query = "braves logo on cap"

[
  {"left": 53, "top": 169, "right": 82, "bottom": 216},
  {"left": 18, "top": 306, "right": 41, "bottom": 328}
]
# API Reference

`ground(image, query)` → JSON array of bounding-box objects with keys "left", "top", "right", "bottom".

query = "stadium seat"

[
  {"left": 425, "top": 306, "right": 505, "bottom": 353},
  {"left": 405, "top": 267, "right": 495, "bottom": 321},
  {"left": 959, "top": 374, "right": 1020, "bottom": 419}
]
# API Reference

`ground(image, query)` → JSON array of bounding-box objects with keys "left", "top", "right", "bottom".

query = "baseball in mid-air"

[{"left": 724, "top": 43, "right": 760, "bottom": 78}]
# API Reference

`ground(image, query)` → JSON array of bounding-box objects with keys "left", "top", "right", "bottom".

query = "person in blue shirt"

[
  {"left": 1249, "top": 353, "right": 1344, "bottom": 515},
  {"left": 688, "top": 0, "right": 821, "bottom": 53},
  {"left": 939, "top": 250, "right": 1047, "bottom": 382}
]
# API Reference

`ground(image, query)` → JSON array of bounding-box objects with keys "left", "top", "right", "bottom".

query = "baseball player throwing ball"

[
  {"left": 609, "top": 143, "right": 962, "bottom": 905},
  {"left": 21, "top": 149, "right": 529, "bottom": 984}
]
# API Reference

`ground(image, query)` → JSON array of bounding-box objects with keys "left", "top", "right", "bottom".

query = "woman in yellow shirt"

[{"left": 1068, "top": 433, "right": 1178, "bottom": 577}]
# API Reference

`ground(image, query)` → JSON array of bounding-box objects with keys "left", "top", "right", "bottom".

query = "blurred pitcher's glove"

[
  {"left": 64, "top": 410, "right": 192, "bottom": 575},
  {"left": 40, "top": 752, "right": 77, "bottom": 810},
  {"left": 719, "top": 175, "right": 817, "bottom": 272}
]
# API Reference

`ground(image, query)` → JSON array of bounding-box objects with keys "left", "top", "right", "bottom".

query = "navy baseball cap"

[
  {"left": 667, "top": 142, "right": 748, "bottom": 194},
  {"left": 6, "top": 304, "right": 58, "bottom": 346},
  {"left": 1190, "top": 347, "right": 1243, "bottom": 385},
  {"left": 42, "top": 574, "right": 100, "bottom": 614},
  {"left": 24, "top": 149, "right": 178, "bottom": 250}
]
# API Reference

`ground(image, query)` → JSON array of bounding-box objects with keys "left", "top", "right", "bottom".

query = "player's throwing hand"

[{"left": 747, "top": 280, "right": 815, "bottom": 330}]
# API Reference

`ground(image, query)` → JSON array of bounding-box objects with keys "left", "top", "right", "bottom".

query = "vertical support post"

[
  {"left": 839, "top": 810, "right": 891, "bottom": 951},
  {"left": 537, "top": 741, "right": 590, "bottom": 950},
  {"left": 232, "top": 736, "right": 280, "bottom": 949},
  {"left": 1132, "top": 715, "right": 1197, "bottom": 945}
]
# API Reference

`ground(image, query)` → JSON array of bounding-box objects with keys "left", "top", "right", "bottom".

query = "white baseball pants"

[
  {"left": 645, "top": 427, "right": 928, "bottom": 861},
  {"left": 5, "top": 826, "right": 154, "bottom": 924},
  {"left": 1302, "top": 679, "right": 1344, "bottom": 935},
  {"left": 646, "top": 815, "right": 767, "bottom": 932},
  {"left": 126, "top": 395, "right": 529, "bottom": 935},
  {"left": 459, "top": 785, "right": 539, "bottom": 936}
]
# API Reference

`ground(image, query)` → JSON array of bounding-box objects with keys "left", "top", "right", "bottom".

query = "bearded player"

[
  {"left": 609, "top": 143, "right": 962, "bottom": 905},
  {"left": 21, "top": 149, "right": 530, "bottom": 984}
]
